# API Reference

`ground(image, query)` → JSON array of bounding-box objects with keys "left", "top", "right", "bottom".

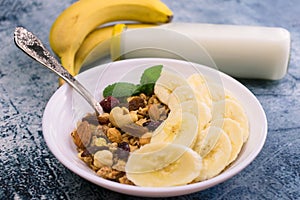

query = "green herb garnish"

[
  {"left": 138, "top": 65, "right": 163, "bottom": 96},
  {"left": 140, "top": 65, "right": 163, "bottom": 85},
  {"left": 102, "top": 65, "right": 163, "bottom": 98},
  {"left": 103, "top": 82, "right": 138, "bottom": 98}
]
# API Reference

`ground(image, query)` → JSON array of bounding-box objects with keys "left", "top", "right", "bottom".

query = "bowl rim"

[{"left": 42, "top": 58, "right": 268, "bottom": 197}]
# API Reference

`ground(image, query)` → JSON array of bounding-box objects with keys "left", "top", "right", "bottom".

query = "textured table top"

[{"left": 1, "top": 0, "right": 299, "bottom": 199}]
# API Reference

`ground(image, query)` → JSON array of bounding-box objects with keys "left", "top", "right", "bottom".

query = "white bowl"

[{"left": 42, "top": 58, "right": 267, "bottom": 197}]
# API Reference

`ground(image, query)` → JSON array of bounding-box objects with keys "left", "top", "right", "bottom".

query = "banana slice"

[
  {"left": 188, "top": 74, "right": 238, "bottom": 106},
  {"left": 126, "top": 143, "right": 202, "bottom": 187},
  {"left": 212, "top": 99, "right": 249, "bottom": 142},
  {"left": 153, "top": 85, "right": 170, "bottom": 105},
  {"left": 211, "top": 118, "right": 244, "bottom": 164},
  {"left": 205, "top": 81, "right": 230, "bottom": 102},
  {"left": 187, "top": 74, "right": 213, "bottom": 108},
  {"left": 193, "top": 126, "right": 222, "bottom": 157},
  {"left": 201, "top": 76, "right": 234, "bottom": 102},
  {"left": 180, "top": 100, "right": 212, "bottom": 131},
  {"left": 170, "top": 100, "right": 199, "bottom": 117},
  {"left": 150, "top": 112, "right": 198, "bottom": 148},
  {"left": 194, "top": 130, "right": 232, "bottom": 182},
  {"left": 168, "top": 85, "right": 196, "bottom": 110},
  {"left": 187, "top": 73, "right": 207, "bottom": 90},
  {"left": 157, "top": 100, "right": 212, "bottom": 139},
  {"left": 154, "top": 69, "right": 188, "bottom": 104}
]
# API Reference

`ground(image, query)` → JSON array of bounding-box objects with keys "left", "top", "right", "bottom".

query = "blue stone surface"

[{"left": 0, "top": 0, "right": 299, "bottom": 199}]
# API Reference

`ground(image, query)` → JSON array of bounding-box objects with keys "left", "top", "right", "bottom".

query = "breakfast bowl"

[{"left": 42, "top": 58, "right": 267, "bottom": 197}]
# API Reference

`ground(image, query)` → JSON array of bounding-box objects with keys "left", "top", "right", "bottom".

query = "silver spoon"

[{"left": 14, "top": 27, "right": 103, "bottom": 115}]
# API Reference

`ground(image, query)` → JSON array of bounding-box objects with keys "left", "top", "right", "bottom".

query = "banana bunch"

[
  {"left": 125, "top": 68, "right": 249, "bottom": 187},
  {"left": 49, "top": 0, "right": 173, "bottom": 84},
  {"left": 74, "top": 23, "right": 156, "bottom": 75}
]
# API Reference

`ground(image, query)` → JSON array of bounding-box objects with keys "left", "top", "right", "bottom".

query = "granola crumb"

[
  {"left": 106, "top": 127, "right": 122, "bottom": 143},
  {"left": 119, "top": 175, "right": 135, "bottom": 185},
  {"left": 96, "top": 166, "right": 123, "bottom": 180}
]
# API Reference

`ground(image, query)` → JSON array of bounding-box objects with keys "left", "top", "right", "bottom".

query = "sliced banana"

[
  {"left": 132, "top": 69, "right": 249, "bottom": 185},
  {"left": 211, "top": 118, "right": 244, "bottom": 164},
  {"left": 187, "top": 74, "right": 213, "bottom": 108},
  {"left": 126, "top": 143, "right": 202, "bottom": 187},
  {"left": 205, "top": 81, "right": 229, "bottom": 102},
  {"left": 188, "top": 74, "right": 238, "bottom": 106},
  {"left": 153, "top": 85, "right": 170, "bottom": 105},
  {"left": 187, "top": 73, "right": 207, "bottom": 90},
  {"left": 193, "top": 126, "right": 222, "bottom": 157},
  {"left": 171, "top": 100, "right": 199, "bottom": 117},
  {"left": 150, "top": 112, "right": 198, "bottom": 148},
  {"left": 212, "top": 99, "right": 249, "bottom": 142},
  {"left": 154, "top": 69, "right": 188, "bottom": 104},
  {"left": 194, "top": 130, "right": 232, "bottom": 182},
  {"left": 180, "top": 100, "right": 212, "bottom": 131},
  {"left": 159, "top": 99, "right": 211, "bottom": 136},
  {"left": 168, "top": 85, "right": 196, "bottom": 110}
]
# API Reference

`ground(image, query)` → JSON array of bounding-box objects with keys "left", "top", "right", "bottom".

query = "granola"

[{"left": 71, "top": 93, "right": 169, "bottom": 185}]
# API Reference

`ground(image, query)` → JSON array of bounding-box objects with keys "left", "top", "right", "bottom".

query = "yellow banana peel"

[{"left": 49, "top": 0, "right": 173, "bottom": 85}]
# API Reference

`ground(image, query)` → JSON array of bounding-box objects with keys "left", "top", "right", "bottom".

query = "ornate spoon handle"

[{"left": 14, "top": 27, "right": 103, "bottom": 115}]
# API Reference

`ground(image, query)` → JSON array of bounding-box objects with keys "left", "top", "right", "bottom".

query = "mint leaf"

[
  {"left": 103, "top": 82, "right": 138, "bottom": 98},
  {"left": 102, "top": 65, "right": 163, "bottom": 98},
  {"left": 135, "top": 84, "right": 152, "bottom": 96},
  {"left": 140, "top": 65, "right": 163, "bottom": 85},
  {"left": 139, "top": 65, "right": 163, "bottom": 95}
]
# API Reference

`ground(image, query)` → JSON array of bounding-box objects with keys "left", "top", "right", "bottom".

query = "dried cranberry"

[
  {"left": 143, "top": 120, "right": 162, "bottom": 131},
  {"left": 100, "top": 96, "right": 120, "bottom": 113}
]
